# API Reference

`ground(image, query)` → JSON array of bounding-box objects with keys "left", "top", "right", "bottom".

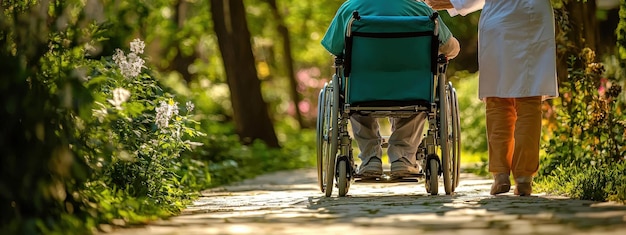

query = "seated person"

[{"left": 320, "top": 0, "right": 460, "bottom": 178}]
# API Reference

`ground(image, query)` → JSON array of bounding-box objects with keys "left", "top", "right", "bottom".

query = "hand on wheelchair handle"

[
  {"left": 423, "top": 0, "right": 455, "bottom": 11},
  {"left": 437, "top": 54, "right": 448, "bottom": 64}
]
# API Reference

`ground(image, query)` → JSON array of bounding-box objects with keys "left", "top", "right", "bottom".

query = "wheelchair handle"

[
  {"left": 437, "top": 54, "right": 448, "bottom": 73},
  {"left": 352, "top": 11, "right": 361, "bottom": 20},
  {"left": 335, "top": 54, "right": 344, "bottom": 66},
  {"left": 430, "top": 12, "right": 439, "bottom": 20},
  {"left": 437, "top": 54, "right": 447, "bottom": 64}
]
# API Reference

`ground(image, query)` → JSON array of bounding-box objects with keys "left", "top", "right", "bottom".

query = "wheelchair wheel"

[
  {"left": 439, "top": 82, "right": 453, "bottom": 195},
  {"left": 450, "top": 86, "right": 461, "bottom": 188},
  {"left": 316, "top": 80, "right": 338, "bottom": 197},
  {"left": 316, "top": 85, "right": 328, "bottom": 193},
  {"left": 337, "top": 159, "right": 349, "bottom": 197},
  {"left": 324, "top": 76, "right": 340, "bottom": 197},
  {"left": 442, "top": 82, "right": 459, "bottom": 194},
  {"left": 425, "top": 158, "right": 439, "bottom": 195}
]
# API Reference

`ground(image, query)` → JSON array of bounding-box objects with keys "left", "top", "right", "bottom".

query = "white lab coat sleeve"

[{"left": 449, "top": 0, "right": 485, "bottom": 16}]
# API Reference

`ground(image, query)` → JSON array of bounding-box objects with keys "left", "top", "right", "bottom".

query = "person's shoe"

[
  {"left": 514, "top": 177, "right": 533, "bottom": 196},
  {"left": 390, "top": 157, "right": 421, "bottom": 178},
  {"left": 490, "top": 173, "right": 511, "bottom": 195},
  {"left": 357, "top": 157, "right": 383, "bottom": 179}
]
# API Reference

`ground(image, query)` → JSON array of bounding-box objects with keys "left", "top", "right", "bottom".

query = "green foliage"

[
  {"left": 452, "top": 72, "right": 487, "bottom": 155},
  {"left": 160, "top": 75, "right": 316, "bottom": 187},
  {"left": 271, "top": 0, "right": 344, "bottom": 67},
  {"left": 440, "top": 10, "right": 481, "bottom": 73},
  {"left": 81, "top": 38, "right": 207, "bottom": 208},
  {"left": 538, "top": 48, "right": 626, "bottom": 202},
  {"left": 569, "top": 165, "right": 615, "bottom": 201},
  {"left": 618, "top": 0, "right": 626, "bottom": 61},
  {"left": 542, "top": 49, "right": 625, "bottom": 169},
  {"left": 536, "top": 161, "right": 626, "bottom": 202},
  {"left": 1, "top": 1, "right": 96, "bottom": 234},
  {"left": 0, "top": 1, "right": 214, "bottom": 233}
]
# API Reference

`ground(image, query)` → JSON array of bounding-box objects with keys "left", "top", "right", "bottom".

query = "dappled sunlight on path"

[{"left": 105, "top": 169, "right": 626, "bottom": 235}]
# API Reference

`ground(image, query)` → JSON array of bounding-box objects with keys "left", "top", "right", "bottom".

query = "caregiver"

[{"left": 425, "top": 0, "right": 559, "bottom": 196}]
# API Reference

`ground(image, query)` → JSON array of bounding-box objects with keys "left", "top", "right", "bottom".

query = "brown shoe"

[
  {"left": 514, "top": 177, "right": 533, "bottom": 196},
  {"left": 390, "top": 157, "right": 421, "bottom": 178},
  {"left": 357, "top": 157, "right": 383, "bottom": 179},
  {"left": 490, "top": 173, "right": 511, "bottom": 195}
]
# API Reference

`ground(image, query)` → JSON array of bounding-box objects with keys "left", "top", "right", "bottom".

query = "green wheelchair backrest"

[{"left": 344, "top": 14, "right": 439, "bottom": 105}]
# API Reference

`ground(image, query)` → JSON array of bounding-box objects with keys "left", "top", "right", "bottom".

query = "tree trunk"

[
  {"left": 567, "top": 0, "right": 599, "bottom": 52},
  {"left": 265, "top": 0, "right": 304, "bottom": 128},
  {"left": 598, "top": 8, "right": 619, "bottom": 55},
  {"left": 556, "top": 0, "right": 599, "bottom": 83},
  {"left": 618, "top": 0, "right": 626, "bottom": 61},
  {"left": 210, "top": 0, "right": 280, "bottom": 148}
]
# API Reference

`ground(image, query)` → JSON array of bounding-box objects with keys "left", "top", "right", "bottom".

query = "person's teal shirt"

[{"left": 321, "top": 0, "right": 453, "bottom": 56}]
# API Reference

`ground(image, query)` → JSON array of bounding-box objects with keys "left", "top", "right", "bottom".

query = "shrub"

[
  {"left": 0, "top": 4, "right": 210, "bottom": 230},
  {"left": 538, "top": 49, "right": 626, "bottom": 202},
  {"left": 81, "top": 38, "right": 207, "bottom": 207},
  {"left": 1, "top": 2, "right": 96, "bottom": 233}
]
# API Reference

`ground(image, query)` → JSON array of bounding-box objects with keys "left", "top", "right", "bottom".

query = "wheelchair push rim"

[
  {"left": 316, "top": 80, "right": 339, "bottom": 196},
  {"left": 451, "top": 86, "right": 461, "bottom": 188},
  {"left": 324, "top": 76, "right": 340, "bottom": 197},
  {"left": 316, "top": 85, "right": 326, "bottom": 193},
  {"left": 440, "top": 82, "right": 461, "bottom": 194}
]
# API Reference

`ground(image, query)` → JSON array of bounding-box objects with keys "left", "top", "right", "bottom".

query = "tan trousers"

[
  {"left": 485, "top": 97, "right": 542, "bottom": 178},
  {"left": 351, "top": 113, "right": 427, "bottom": 164}
]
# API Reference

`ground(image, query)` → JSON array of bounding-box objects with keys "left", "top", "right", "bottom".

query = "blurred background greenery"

[{"left": 1, "top": 0, "right": 625, "bottom": 234}]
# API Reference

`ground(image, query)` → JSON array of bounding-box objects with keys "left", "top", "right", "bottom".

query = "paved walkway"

[{"left": 106, "top": 168, "right": 626, "bottom": 235}]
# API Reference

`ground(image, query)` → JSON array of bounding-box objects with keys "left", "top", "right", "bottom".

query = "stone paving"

[{"left": 106, "top": 168, "right": 626, "bottom": 235}]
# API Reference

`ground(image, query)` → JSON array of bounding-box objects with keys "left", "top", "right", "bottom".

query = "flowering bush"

[
  {"left": 25, "top": 39, "right": 210, "bottom": 234},
  {"left": 537, "top": 48, "right": 626, "bottom": 202},
  {"left": 112, "top": 39, "right": 146, "bottom": 79},
  {"left": 80, "top": 39, "right": 207, "bottom": 211}
]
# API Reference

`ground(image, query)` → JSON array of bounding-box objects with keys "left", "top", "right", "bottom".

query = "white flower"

[
  {"left": 112, "top": 48, "right": 126, "bottom": 65},
  {"left": 130, "top": 38, "right": 145, "bottom": 55},
  {"left": 155, "top": 100, "right": 179, "bottom": 129},
  {"left": 126, "top": 52, "right": 145, "bottom": 78},
  {"left": 108, "top": 88, "right": 131, "bottom": 108},
  {"left": 112, "top": 39, "right": 146, "bottom": 79},
  {"left": 186, "top": 101, "right": 194, "bottom": 113}
]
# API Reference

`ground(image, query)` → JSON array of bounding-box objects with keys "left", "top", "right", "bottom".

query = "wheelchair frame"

[{"left": 316, "top": 11, "right": 461, "bottom": 197}]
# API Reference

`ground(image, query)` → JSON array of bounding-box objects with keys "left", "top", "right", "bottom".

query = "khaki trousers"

[
  {"left": 351, "top": 113, "right": 428, "bottom": 164},
  {"left": 485, "top": 97, "right": 542, "bottom": 178}
]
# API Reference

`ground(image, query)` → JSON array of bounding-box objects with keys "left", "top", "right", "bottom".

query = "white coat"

[{"left": 449, "top": 0, "right": 558, "bottom": 100}]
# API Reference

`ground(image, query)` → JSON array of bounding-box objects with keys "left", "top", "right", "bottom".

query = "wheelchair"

[{"left": 316, "top": 12, "right": 461, "bottom": 197}]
